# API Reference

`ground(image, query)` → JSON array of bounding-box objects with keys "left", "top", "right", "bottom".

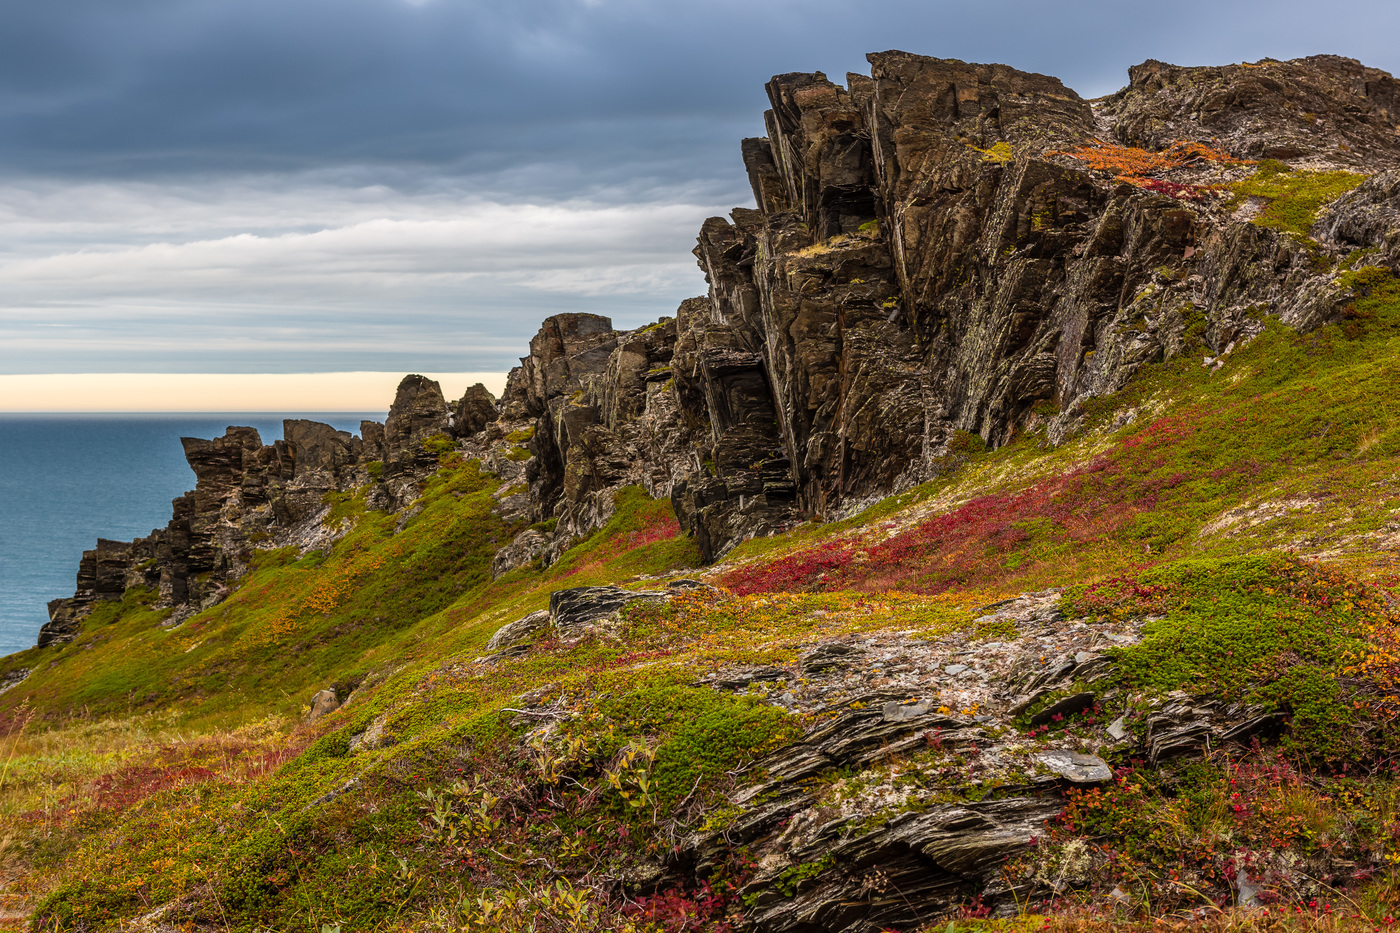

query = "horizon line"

[{"left": 0, "top": 371, "right": 510, "bottom": 412}]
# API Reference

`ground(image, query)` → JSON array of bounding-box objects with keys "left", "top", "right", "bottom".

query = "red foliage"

[
  {"left": 628, "top": 513, "right": 681, "bottom": 548},
  {"left": 89, "top": 763, "right": 216, "bottom": 811},
  {"left": 720, "top": 453, "right": 1127, "bottom": 595},
  {"left": 625, "top": 879, "right": 735, "bottom": 933},
  {"left": 719, "top": 411, "right": 1227, "bottom": 596},
  {"left": 1129, "top": 177, "right": 1210, "bottom": 201}
]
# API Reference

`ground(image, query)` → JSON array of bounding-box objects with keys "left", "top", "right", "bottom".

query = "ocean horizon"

[{"left": 0, "top": 412, "right": 384, "bottom": 656}]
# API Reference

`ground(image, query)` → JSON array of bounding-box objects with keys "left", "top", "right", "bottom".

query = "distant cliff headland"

[{"left": 13, "top": 52, "right": 1400, "bottom": 931}]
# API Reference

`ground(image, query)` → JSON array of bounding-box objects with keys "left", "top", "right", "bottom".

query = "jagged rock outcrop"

[
  {"left": 451, "top": 383, "right": 499, "bottom": 438},
  {"left": 484, "top": 312, "right": 701, "bottom": 570},
  {"left": 383, "top": 374, "right": 450, "bottom": 464},
  {"left": 1102, "top": 55, "right": 1400, "bottom": 167},
  {"left": 486, "top": 53, "right": 1400, "bottom": 562},
  {"left": 39, "top": 375, "right": 477, "bottom": 647}
]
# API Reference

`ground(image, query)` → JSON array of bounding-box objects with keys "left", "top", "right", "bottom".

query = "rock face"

[
  {"left": 39, "top": 375, "right": 477, "bottom": 647},
  {"left": 1101, "top": 55, "right": 1400, "bottom": 167},
  {"left": 451, "top": 383, "right": 499, "bottom": 438},
  {"left": 383, "top": 374, "right": 450, "bottom": 464},
  {"left": 484, "top": 53, "right": 1400, "bottom": 563}
]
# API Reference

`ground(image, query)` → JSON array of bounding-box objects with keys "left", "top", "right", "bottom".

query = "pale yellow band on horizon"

[{"left": 0, "top": 372, "right": 510, "bottom": 412}]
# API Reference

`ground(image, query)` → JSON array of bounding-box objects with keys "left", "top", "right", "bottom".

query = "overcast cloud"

[{"left": 3, "top": 0, "right": 1398, "bottom": 376}]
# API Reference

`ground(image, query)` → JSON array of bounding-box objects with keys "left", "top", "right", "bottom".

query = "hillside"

[{"left": 3, "top": 51, "right": 1400, "bottom": 931}]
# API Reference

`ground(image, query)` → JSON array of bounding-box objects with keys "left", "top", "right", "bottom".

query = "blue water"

[{"left": 0, "top": 413, "right": 383, "bottom": 656}]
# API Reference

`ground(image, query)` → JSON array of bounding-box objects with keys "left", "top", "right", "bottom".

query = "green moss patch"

[
  {"left": 1064, "top": 555, "right": 1396, "bottom": 762},
  {"left": 1227, "top": 160, "right": 1367, "bottom": 238}
]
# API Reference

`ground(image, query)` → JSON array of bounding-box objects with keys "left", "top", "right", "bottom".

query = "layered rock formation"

[
  {"left": 39, "top": 377, "right": 494, "bottom": 646},
  {"left": 494, "top": 52, "right": 1400, "bottom": 564},
  {"left": 42, "top": 52, "right": 1400, "bottom": 641}
]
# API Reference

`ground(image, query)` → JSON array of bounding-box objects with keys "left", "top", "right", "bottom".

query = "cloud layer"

[
  {"left": 0, "top": 181, "right": 716, "bottom": 372},
  {"left": 3, "top": 0, "right": 1398, "bottom": 379}
]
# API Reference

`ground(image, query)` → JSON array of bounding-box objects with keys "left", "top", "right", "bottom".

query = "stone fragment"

[
  {"left": 348, "top": 714, "right": 389, "bottom": 754},
  {"left": 1236, "top": 867, "right": 1263, "bottom": 908},
  {"left": 306, "top": 689, "right": 341, "bottom": 722},
  {"left": 1031, "top": 749, "right": 1113, "bottom": 783},
  {"left": 882, "top": 699, "right": 931, "bottom": 721},
  {"left": 1106, "top": 716, "right": 1130, "bottom": 741},
  {"left": 487, "top": 609, "right": 551, "bottom": 651},
  {"left": 547, "top": 585, "right": 667, "bottom": 633}
]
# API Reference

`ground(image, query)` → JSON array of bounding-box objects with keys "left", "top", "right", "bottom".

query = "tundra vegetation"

[
  {"left": 7, "top": 52, "right": 1400, "bottom": 933},
  {"left": 0, "top": 266, "right": 1395, "bottom": 932}
]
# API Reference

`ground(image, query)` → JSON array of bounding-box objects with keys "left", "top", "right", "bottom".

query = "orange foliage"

[{"left": 1052, "top": 138, "right": 1254, "bottom": 182}]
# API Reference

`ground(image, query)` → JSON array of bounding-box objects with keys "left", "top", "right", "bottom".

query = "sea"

[{"left": 0, "top": 413, "right": 383, "bottom": 657}]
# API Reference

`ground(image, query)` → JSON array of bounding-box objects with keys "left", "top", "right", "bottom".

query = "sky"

[{"left": 2, "top": 0, "right": 1398, "bottom": 410}]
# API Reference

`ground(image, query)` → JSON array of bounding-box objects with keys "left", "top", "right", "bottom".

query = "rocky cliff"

[
  {"left": 38, "top": 378, "right": 496, "bottom": 646},
  {"left": 42, "top": 52, "right": 1400, "bottom": 644},
  {"left": 503, "top": 52, "right": 1400, "bottom": 563}
]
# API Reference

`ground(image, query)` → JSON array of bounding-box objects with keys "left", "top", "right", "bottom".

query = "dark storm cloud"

[{"left": 4, "top": 0, "right": 1393, "bottom": 188}]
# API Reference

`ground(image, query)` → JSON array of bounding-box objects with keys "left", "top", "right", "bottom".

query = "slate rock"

[
  {"left": 1031, "top": 749, "right": 1113, "bottom": 783},
  {"left": 665, "top": 578, "right": 716, "bottom": 592},
  {"left": 800, "top": 643, "right": 866, "bottom": 674},
  {"left": 487, "top": 609, "right": 551, "bottom": 651},
  {"left": 306, "top": 689, "right": 341, "bottom": 722},
  {"left": 882, "top": 699, "right": 932, "bottom": 721},
  {"left": 547, "top": 585, "right": 667, "bottom": 632},
  {"left": 492, "top": 528, "right": 551, "bottom": 579},
  {"left": 1029, "top": 692, "right": 1096, "bottom": 727},
  {"left": 707, "top": 666, "right": 788, "bottom": 690}
]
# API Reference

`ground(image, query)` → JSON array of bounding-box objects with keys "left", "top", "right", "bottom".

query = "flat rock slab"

[
  {"left": 548, "top": 585, "right": 668, "bottom": 632},
  {"left": 487, "top": 609, "right": 551, "bottom": 650},
  {"left": 1032, "top": 749, "right": 1112, "bottom": 783},
  {"left": 800, "top": 643, "right": 866, "bottom": 673},
  {"left": 883, "top": 699, "right": 932, "bottom": 721},
  {"left": 1029, "top": 692, "right": 1096, "bottom": 726}
]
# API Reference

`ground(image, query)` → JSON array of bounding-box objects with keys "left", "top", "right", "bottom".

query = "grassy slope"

[{"left": 3, "top": 267, "right": 1400, "bottom": 927}]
